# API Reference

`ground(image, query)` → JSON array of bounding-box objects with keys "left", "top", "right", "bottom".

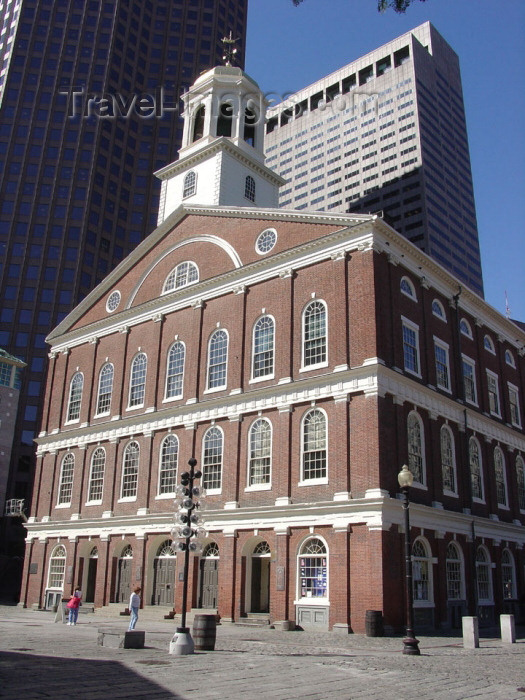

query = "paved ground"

[{"left": 0, "top": 606, "right": 524, "bottom": 699}]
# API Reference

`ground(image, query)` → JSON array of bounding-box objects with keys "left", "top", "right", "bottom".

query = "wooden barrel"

[
  {"left": 192, "top": 614, "right": 217, "bottom": 651},
  {"left": 365, "top": 610, "right": 384, "bottom": 637}
]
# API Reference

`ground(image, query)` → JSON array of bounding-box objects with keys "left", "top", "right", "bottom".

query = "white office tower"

[{"left": 265, "top": 22, "right": 483, "bottom": 297}]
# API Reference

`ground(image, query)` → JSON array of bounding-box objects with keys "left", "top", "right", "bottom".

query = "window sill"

[
  {"left": 94, "top": 412, "right": 110, "bottom": 419},
  {"left": 465, "top": 398, "right": 478, "bottom": 407},
  {"left": 413, "top": 601, "right": 435, "bottom": 608},
  {"left": 55, "top": 503, "right": 71, "bottom": 509},
  {"left": 411, "top": 481, "right": 428, "bottom": 491},
  {"left": 436, "top": 384, "right": 452, "bottom": 394},
  {"left": 299, "top": 362, "right": 329, "bottom": 374},
  {"left": 245, "top": 484, "right": 272, "bottom": 492},
  {"left": 84, "top": 500, "right": 102, "bottom": 506},
  {"left": 443, "top": 489, "right": 459, "bottom": 499},
  {"left": 472, "top": 497, "right": 485, "bottom": 504},
  {"left": 117, "top": 497, "right": 137, "bottom": 503},
  {"left": 203, "top": 386, "right": 226, "bottom": 395},
  {"left": 162, "top": 395, "right": 183, "bottom": 404},
  {"left": 294, "top": 598, "right": 329, "bottom": 606},
  {"left": 404, "top": 367, "right": 422, "bottom": 379},
  {"left": 298, "top": 478, "right": 328, "bottom": 487},
  {"left": 155, "top": 493, "right": 176, "bottom": 500},
  {"left": 64, "top": 419, "right": 80, "bottom": 426},
  {"left": 126, "top": 404, "right": 144, "bottom": 412},
  {"left": 249, "top": 374, "right": 275, "bottom": 385},
  {"left": 205, "top": 488, "right": 222, "bottom": 496}
]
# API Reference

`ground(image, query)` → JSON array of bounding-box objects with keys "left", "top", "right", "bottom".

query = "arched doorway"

[
  {"left": 152, "top": 540, "right": 177, "bottom": 606},
  {"left": 250, "top": 541, "right": 270, "bottom": 613},
  {"left": 116, "top": 545, "right": 133, "bottom": 604},
  {"left": 199, "top": 543, "right": 219, "bottom": 609},
  {"left": 85, "top": 546, "right": 98, "bottom": 603}
]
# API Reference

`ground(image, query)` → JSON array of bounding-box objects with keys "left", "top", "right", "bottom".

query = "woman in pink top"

[{"left": 66, "top": 587, "right": 82, "bottom": 625}]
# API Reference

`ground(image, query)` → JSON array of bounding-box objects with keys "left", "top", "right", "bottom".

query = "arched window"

[
  {"left": 67, "top": 372, "right": 83, "bottom": 422},
  {"left": 494, "top": 447, "right": 507, "bottom": 507},
  {"left": 129, "top": 353, "right": 147, "bottom": 407},
  {"left": 217, "top": 102, "right": 233, "bottom": 137},
  {"left": 516, "top": 455, "right": 525, "bottom": 511},
  {"left": 446, "top": 542, "right": 464, "bottom": 601},
  {"left": 431, "top": 299, "right": 446, "bottom": 321},
  {"left": 248, "top": 418, "right": 272, "bottom": 487},
  {"left": 440, "top": 425, "right": 456, "bottom": 493},
  {"left": 244, "top": 175, "right": 255, "bottom": 202},
  {"left": 165, "top": 341, "right": 185, "bottom": 399},
  {"left": 207, "top": 329, "right": 228, "bottom": 390},
  {"left": 120, "top": 441, "right": 140, "bottom": 499},
  {"left": 163, "top": 261, "right": 199, "bottom": 293},
  {"left": 407, "top": 411, "right": 425, "bottom": 484},
  {"left": 202, "top": 542, "right": 220, "bottom": 558},
  {"left": 501, "top": 549, "right": 516, "bottom": 600},
  {"left": 400, "top": 276, "right": 416, "bottom": 300},
  {"left": 483, "top": 334, "right": 495, "bottom": 353},
  {"left": 469, "top": 437, "right": 483, "bottom": 500},
  {"left": 298, "top": 538, "right": 327, "bottom": 599},
  {"left": 303, "top": 300, "right": 327, "bottom": 367},
  {"left": 412, "top": 539, "right": 431, "bottom": 602},
  {"left": 202, "top": 426, "right": 223, "bottom": 491},
  {"left": 252, "top": 316, "right": 274, "bottom": 379},
  {"left": 183, "top": 170, "right": 197, "bottom": 198},
  {"left": 460, "top": 318, "right": 473, "bottom": 338},
  {"left": 302, "top": 409, "right": 327, "bottom": 481},
  {"left": 96, "top": 363, "right": 114, "bottom": 415},
  {"left": 476, "top": 546, "right": 493, "bottom": 603},
  {"left": 192, "top": 105, "right": 205, "bottom": 142},
  {"left": 57, "top": 453, "right": 75, "bottom": 505},
  {"left": 87, "top": 447, "right": 105, "bottom": 502},
  {"left": 47, "top": 545, "right": 67, "bottom": 590},
  {"left": 505, "top": 349, "right": 516, "bottom": 368},
  {"left": 158, "top": 434, "right": 178, "bottom": 495},
  {"left": 243, "top": 106, "right": 257, "bottom": 146}
]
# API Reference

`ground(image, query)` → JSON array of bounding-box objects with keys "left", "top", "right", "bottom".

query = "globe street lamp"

[
  {"left": 169, "top": 457, "right": 206, "bottom": 655},
  {"left": 398, "top": 464, "right": 420, "bottom": 656}
]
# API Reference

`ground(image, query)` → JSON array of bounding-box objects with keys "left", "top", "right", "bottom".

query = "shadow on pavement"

[{"left": 0, "top": 650, "right": 180, "bottom": 699}]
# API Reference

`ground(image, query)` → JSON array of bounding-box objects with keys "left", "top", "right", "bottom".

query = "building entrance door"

[
  {"left": 250, "top": 541, "right": 270, "bottom": 613},
  {"left": 199, "top": 543, "right": 219, "bottom": 609},
  {"left": 116, "top": 546, "right": 133, "bottom": 604},
  {"left": 152, "top": 541, "right": 177, "bottom": 606},
  {"left": 85, "top": 547, "right": 98, "bottom": 603}
]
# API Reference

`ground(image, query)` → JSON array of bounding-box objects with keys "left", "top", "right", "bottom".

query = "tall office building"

[
  {"left": 0, "top": 0, "right": 247, "bottom": 588},
  {"left": 265, "top": 22, "right": 484, "bottom": 297}
]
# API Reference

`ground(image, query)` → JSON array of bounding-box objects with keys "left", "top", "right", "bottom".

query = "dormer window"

[
  {"left": 163, "top": 261, "right": 199, "bottom": 294},
  {"left": 245, "top": 175, "right": 255, "bottom": 202},
  {"left": 244, "top": 106, "right": 257, "bottom": 146},
  {"left": 217, "top": 102, "right": 233, "bottom": 137},
  {"left": 192, "top": 105, "right": 205, "bottom": 142},
  {"left": 183, "top": 170, "right": 197, "bottom": 199}
]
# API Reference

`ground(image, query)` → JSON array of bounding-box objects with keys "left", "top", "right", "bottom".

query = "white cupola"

[{"left": 154, "top": 65, "right": 285, "bottom": 223}]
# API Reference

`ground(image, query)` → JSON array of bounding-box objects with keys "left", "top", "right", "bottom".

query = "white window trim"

[
  {"left": 400, "top": 275, "right": 417, "bottom": 301},
  {"left": 508, "top": 382, "right": 522, "bottom": 428},
  {"left": 486, "top": 369, "right": 501, "bottom": 418},
  {"left": 127, "top": 353, "right": 147, "bottom": 410},
  {"left": 469, "top": 436, "right": 485, "bottom": 503},
  {"left": 433, "top": 336, "right": 451, "bottom": 393},
  {"left": 164, "top": 341, "right": 185, "bottom": 401},
  {"left": 494, "top": 447, "right": 509, "bottom": 510},
  {"left": 300, "top": 407, "right": 328, "bottom": 484},
  {"left": 505, "top": 349, "right": 516, "bottom": 368},
  {"left": 440, "top": 424, "right": 457, "bottom": 496},
  {"left": 157, "top": 434, "right": 179, "bottom": 498},
  {"left": 295, "top": 536, "right": 330, "bottom": 604},
  {"left": 84, "top": 499, "right": 103, "bottom": 506},
  {"left": 246, "top": 418, "right": 273, "bottom": 490},
  {"left": 301, "top": 299, "right": 328, "bottom": 371},
  {"left": 483, "top": 334, "right": 495, "bottom": 354},
  {"left": 412, "top": 537, "right": 434, "bottom": 607},
  {"left": 206, "top": 329, "right": 229, "bottom": 392},
  {"left": 461, "top": 354, "right": 478, "bottom": 406},
  {"left": 460, "top": 318, "right": 473, "bottom": 339},
  {"left": 251, "top": 314, "right": 276, "bottom": 382},
  {"left": 431, "top": 299, "right": 446, "bottom": 322},
  {"left": 117, "top": 496, "right": 137, "bottom": 503},
  {"left": 401, "top": 316, "right": 421, "bottom": 378}
]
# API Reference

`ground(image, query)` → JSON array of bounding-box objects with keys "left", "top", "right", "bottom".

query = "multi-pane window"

[
  {"left": 440, "top": 425, "right": 456, "bottom": 493},
  {"left": 87, "top": 447, "right": 105, "bottom": 502},
  {"left": 400, "top": 276, "right": 416, "bottom": 299},
  {"left": 57, "top": 453, "right": 74, "bottom": 505},
  {"left": 431, "top": 299, "right": 446, "bottom": 321},
  {"left": 434, "top": 341, "right": 450, "bottom": 390},
  {"left": 303, "top": 300, "right": 327, "bottom": 367},
  {"left": 412, "top": 539, "right": 430, "bottom": 602},
  {"left": 298, "top": 538, "right": 327, "bottom": 599},
  {"left": 207, "top": 330, "right": 228, "bottom": 390},
  {"left": 460, "top": 318, "right": 472, "bottom": 338},
  {"left": 494, "top": 447, "right": 507, "bottom": 507},
  {"left": 462, "top": 357, "right": 477, "bottom": 404},
  {"left": 445, "top": 543, "right": 463, "bottom": 600},
  {"left": 486, "top": 371, "right": 500, "bottom": 416},
  {"left": 129, "top": 353, "right": 147, "bottom": 407},
  {"left": 202, "top": 426, "right": 223, "bottom": 491},
  {"left": 47, "top": 545, "right": 66, "bottom": 589},
  {"left": 476, "top": 547, "right": 492, "bottom": 602},
  {"left": 158, "top": 435, "right": 179, "bottom": 495},
  {"left": 508, "top": 384, "right": 521, "bottom": 427},
  {"left": 407, "top": 412, "right": 424, "bottom": 484},
  {"left": 165, "top": 342, "right": 185, "bottom": 399},
  {"left": 402, "top": 319, "right": 419, "bottom": 375},
  {"left": 302, "top": 409, "right": 327, "bottom": 481},
  {"left": 163, "top": 261, "right": 199, "bottom": 293},
  {"left": 96, "top": 363, "right": 114, "bottom": 415},
  {"left": 501, "top": 550, "right": 516, "bottom": 600},
  {"left": 517, "top": 456, "right": 525, "bottom": 511},
  {"left": 183, "top": 170, "right": 196, "bottom": 198},
  {"left": 67, "top": 372, "right": 83, "bottom": 421},
  {"left": 252, "top": 316, "right": 274, "bottom": 378},
  {"left": 469, "top": 438, "right": 483, "bottom": 500},
  {"left": 121, "top": 441, "right": 140, "bottom": 499},
  {"left": 248, "top": 418, "right": 272, "bottom": 486},
  {"left": 244, "top": 175, "right": 255, "bottom": 202}
]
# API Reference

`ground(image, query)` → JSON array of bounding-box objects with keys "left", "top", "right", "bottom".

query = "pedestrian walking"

[
  {"left": 128, "top": 585, "right": 141, "bottom": 631},
  {"left": 66, "top": 587, "right": 82, "bottom": 625}
]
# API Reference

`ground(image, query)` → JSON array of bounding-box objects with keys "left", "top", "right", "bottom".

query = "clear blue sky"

[{"left": 245, "top": 0, "right": 525, "bottom": 322}]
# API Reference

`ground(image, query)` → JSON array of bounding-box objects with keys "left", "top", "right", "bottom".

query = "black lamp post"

[
  {"left": 169, "top": 457, "right": 205, "bottom": 656},
  {"left": 398, "top": 464, "right": 420, "bottom": 656}
]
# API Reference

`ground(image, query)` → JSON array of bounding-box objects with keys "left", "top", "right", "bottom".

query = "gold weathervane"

[{"left": 221, "top": 32, "right": 238, "bottom": 66}]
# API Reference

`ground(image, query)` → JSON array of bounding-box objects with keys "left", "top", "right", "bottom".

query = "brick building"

[{"left": 20, "top": 66, "right": 525, "bottom": 633}]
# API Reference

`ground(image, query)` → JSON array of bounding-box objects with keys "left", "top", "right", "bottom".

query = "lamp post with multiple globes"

[{"left": 398, "top": 464, "right": 420, "bottom": 656}]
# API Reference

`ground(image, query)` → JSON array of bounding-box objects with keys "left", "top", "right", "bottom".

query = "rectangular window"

[
  {"left": 508, "top": 384, "right": 521, "bottom": 427},
  {"left": 434, "top": 339, "right": 450, "bottom": 391},
  {"left": 486, "top": 371, "right": 501, "bottom": 417},
  {"left": 402, "top": 318, "right": 420, "bottom": 376},
  {"left": 462, "top": 357, "right": 477, "bottom": 404}
]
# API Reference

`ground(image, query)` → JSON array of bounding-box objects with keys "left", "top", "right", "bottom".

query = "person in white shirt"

[{"left": 128, "top": 586, "right": 141, "bottom": 631}]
